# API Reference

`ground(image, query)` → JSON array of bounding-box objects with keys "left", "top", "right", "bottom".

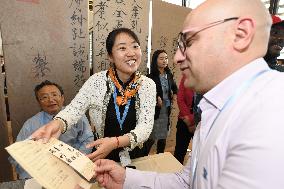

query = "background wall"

[
  {"left": 92, "top": 0, "right": 150, "bottom": 74},
  {"left": 0, "top": 0, "right": 90, "bottom": 140},
  {"left": 152, "top": 1, "right": 191, "bottom": 136}
]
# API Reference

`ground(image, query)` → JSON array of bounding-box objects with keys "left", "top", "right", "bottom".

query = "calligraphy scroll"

[
  {"left": 92, "top": 0, "right": 149, "bottom": 74},
  {"left": 152, "top": 1, "right": 191, "bottom": 140},
  {"left": 0, "top": 0, "right": 89, "bottom": 139}
]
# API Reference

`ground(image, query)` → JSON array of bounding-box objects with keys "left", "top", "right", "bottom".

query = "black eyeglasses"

[{"left": 177, "top": 17, "right": 239, "bottom": 55}]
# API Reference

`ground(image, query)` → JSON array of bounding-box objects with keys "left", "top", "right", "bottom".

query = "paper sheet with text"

[{"left": 6, "top": 138, "right": 95, "bottom": 189}]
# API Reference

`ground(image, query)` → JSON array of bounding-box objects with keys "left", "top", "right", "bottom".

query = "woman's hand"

[
  {"left": 30, "top": 120, "right": 63, "bottom": 142},
  {"left": 182, "top": 116, "right": 196, "bottom": 133},
  {"left": 87, "top": 137, "right": 117, "bottom": 162},
  {"left": 157, "top": 96, "right": 163, "bottom": 107},
  {"left": 94, "top": 159, "right": 125, "bottom": 189}
]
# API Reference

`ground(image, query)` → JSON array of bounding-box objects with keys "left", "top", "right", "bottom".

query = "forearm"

[
  {"left": 124, "top": 167, "right": 190, "bottom": 189},
  {"left": 55, "top": 76, "right": 96, "bottom": 128},
  {"left": 117, "top": 135, "right": 130, "bottom": 148},
  {"left": 126, "top": 78, "right": 156, "bottom": 149}
]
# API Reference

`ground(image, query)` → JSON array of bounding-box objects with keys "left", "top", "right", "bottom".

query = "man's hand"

[
  {"left": 87, "top": 137, "right": 117, "bottom": 162},
  {"left": 94, "top": 159, "right": 126, "bottom": 189},
  {"left": 30, "top": 120, "right": 62, "bottom": 143}
]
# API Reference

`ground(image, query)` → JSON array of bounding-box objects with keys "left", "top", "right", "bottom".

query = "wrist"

[
  {"left": 52, "top": 117, "right": 67, "bottom": 133},
  {"left": 114, "top": 136, "right": 120, "bottom": 149}
]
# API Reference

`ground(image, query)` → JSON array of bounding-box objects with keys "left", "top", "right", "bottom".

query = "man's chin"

[{"left": 46, "top": 109, "right": 60, "bottom": 115}]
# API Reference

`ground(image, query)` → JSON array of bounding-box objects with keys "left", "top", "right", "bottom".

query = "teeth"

[{"left": 128, "top": 60, "right": 135, "bottom": 66}]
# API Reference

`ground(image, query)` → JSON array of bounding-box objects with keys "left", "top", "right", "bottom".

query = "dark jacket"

[
  {"left": 147, "top": 71, "right": 178, "bottom": 120},
  {"left": 264, "top": 55, "right": 284, "bottom": 72}
]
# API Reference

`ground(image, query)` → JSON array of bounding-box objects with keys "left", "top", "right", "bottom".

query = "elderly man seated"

[{"left": 9, "top": 80, "right": 94, "bottom": 179}]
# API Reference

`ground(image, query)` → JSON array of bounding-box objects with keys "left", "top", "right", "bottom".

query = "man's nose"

[
  {"left": 174, "top": 49, "right": 186, "bottom": 65},
  {"left": 47, "top": 96, "right": 57, "bottom": 102}
]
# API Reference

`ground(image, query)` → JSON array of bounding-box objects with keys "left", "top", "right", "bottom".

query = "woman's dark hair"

[
  {"left": 150, "top": 49, "right": 171, "bottom": 76},
  {"left": 34, "top": 80, "right": 64, "bottom": 101},
  {"left": 106, "top": 28, "right": 140, "bottom": 55}
]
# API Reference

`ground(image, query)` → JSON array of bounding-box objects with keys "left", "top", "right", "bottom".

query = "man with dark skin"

[{"left": 264, "top": 15, "right": 284, "bottom": 71}]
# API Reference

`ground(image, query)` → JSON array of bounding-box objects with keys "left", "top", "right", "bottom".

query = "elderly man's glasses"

[
  {"left": 38, "top": 93, "right": 61, "bottom": 102},
  {"left": 177, "top": 17, "right": 239, "bottom": 55}
]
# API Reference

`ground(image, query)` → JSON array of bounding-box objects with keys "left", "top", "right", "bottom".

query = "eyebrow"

[{"left": 116, "top": 40, "right": 138, "bottom": 46}]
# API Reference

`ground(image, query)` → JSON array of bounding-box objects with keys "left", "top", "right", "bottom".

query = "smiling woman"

[{"left": 31, "top": 28, "right": 157, "bottom": 166}]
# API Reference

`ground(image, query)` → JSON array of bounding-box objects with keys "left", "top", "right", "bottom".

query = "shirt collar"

[
  {"left": 42, "top": 106, "right": 64, "bottom": 118},
  {"left": 200, "top": 58, "right": 270, "bottom": 112},
  {"left": 43, "top": 111, "right": 55, "bottom": 119}
]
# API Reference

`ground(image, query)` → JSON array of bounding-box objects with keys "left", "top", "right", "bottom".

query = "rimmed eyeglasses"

[{"left": 177, "top": 17, "right": 239, "bottom": 55}]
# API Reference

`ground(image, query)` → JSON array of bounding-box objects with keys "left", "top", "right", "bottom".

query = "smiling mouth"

[
  {"left": 127, "top": 60, "right": 136, "bottom": 66},
  {"left": 272, "top": 44, "right": 283, "bottom": 51}
]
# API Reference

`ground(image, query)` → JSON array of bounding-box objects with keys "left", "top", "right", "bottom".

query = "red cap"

[{"left": 271, "top": 15, "right": 284, "bottom": 27}]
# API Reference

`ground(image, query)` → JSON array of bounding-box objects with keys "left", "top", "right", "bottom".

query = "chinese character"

[
  {"left": 73, "top": 59, "right": 87, "bottom": 72},
  {"left": 70, "top": 8, "right": 87, "bottom": 27},
  {"left": 72, "top": 27, "right": 86, "bottom": 40},
  {"left": 70, "top": 43, "right": 86, "bottom": 57},
  {"left": 158, "top": 36, "right": 168, "bottom": 49},
  {"left": 32, "top": 52, "right": 51, "bottom": 78},
  {"left": 94, "top": 1, "right": 109, "bottom": 20},
  {"left": 69, "top": 0, "right": 84, "bottom": 8}
]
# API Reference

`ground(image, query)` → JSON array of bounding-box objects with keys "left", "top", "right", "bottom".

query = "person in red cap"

[{"left": 264, "top": 15, "right": 284, "bottom": 71}]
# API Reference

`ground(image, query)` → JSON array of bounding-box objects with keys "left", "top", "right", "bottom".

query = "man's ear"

[{"left": 233, "top": 18, "right": 255, "bottom": 51}]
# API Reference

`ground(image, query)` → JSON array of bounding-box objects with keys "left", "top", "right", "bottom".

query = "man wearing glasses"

[
  {"left": 264, "top": 15, "right": 284, "bottom": 72},
  {"left": 9, "top": 80, "right": 94, "bottom": 179},
  {"left": 93, "top": 0, "right": 284, "bottom": 189}
]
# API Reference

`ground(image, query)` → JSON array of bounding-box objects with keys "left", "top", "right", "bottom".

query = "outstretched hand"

[
  {"left": 30, "top": 120, "right": 63, "bottom": 142},
  {"left": 94, "top": 159, "right": 125, "bottom": 189},
  {"left": 87, "top": 137, "right": 117, "bottom": 162}
]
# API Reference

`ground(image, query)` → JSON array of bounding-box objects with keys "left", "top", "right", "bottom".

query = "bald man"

[{"left": 93, "top": 0, "right": 284, "bottom": 189}]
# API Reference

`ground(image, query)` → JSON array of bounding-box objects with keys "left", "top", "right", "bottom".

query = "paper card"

[
  {"left": 48, "top": 139, "right": 95, "bottom": 181},
  {"left": 6, "top": 138, "right": 92, "bottom": 189}
]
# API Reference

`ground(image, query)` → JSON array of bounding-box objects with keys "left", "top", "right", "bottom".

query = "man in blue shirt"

[{"left": 9, "top": 80, "right": 94, "bottom": 179}]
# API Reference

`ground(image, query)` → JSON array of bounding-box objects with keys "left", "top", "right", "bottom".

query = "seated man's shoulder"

[{"left": 22, "top": 111, "right": 44, "bottom": 129}]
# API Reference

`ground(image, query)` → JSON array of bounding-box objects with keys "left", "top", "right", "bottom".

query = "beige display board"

[
  {"left": 0, "top": 0, "right": 89, "bottom": 140},
  {"left": 92, "top": 0, "right": 150, "bottom": 74},
  {"left": 0, "top": 30, "right": 3, "bottom": 56},
  {"left": 0, "top": 73, "right": 13, "bottom": 182},
  {"left": 151, "top": 1, "right": 191, "bottom": 133}
]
